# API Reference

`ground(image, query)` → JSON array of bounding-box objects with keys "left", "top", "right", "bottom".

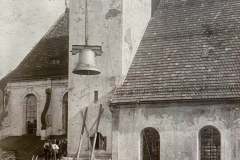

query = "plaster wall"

[
  {"left": 68, "top": 0, "right": 151, "bottom": 156},
  {"left": 5, "top": 79, "right": 68, "bottom": 136},
  {"left": 113, "top": 101, "right": 240, "bottom": 160}
]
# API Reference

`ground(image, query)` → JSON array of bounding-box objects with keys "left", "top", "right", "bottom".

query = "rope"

[{"left": 85, "top": 0, "right": 89, "bottom": 45}]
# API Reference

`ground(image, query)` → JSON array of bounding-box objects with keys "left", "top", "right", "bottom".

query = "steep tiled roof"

[
  {"left": 112, "top": 0, "right": 240, "bottom": 104},
  {"left": 0, "top": 9, "right": 69, "bottom": 89}
]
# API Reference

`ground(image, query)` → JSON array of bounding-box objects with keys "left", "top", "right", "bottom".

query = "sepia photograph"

[{"left": 0, "top": 0, "right": 239, "bottom": 160}]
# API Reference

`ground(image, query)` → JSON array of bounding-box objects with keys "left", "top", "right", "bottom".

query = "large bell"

[{"left": 73, "top": 48, "right": 100, "bottom": 75}]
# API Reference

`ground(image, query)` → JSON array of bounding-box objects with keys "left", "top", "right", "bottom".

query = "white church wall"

[
  {"left": 113, "top": 101, "right": 240, "bottom": 160},
  {"left": 5, "top": 79, "right": 68, "bottom": 137}
]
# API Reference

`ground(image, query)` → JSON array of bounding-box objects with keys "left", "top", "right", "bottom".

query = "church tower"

[{"left": 68, "top": 0, "right": 159, "bottom": 158}]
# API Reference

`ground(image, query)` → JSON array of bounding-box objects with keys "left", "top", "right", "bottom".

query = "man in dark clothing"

[{"left": 43, "top": 140, "right": 51, "bottom": 160}]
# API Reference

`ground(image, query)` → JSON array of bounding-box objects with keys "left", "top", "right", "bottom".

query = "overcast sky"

[{"left": 0, "top": 0, "right": 65, "bottom": 79}]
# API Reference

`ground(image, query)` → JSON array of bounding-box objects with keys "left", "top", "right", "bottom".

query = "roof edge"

[
  {"left": 110, "top": 97, "right": 240, "bottom": 107},
  {"left": 43, "top": 8, "right": 69, "bottom": 39}
]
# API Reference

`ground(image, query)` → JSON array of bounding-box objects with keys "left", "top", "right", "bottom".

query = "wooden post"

[
  {"left": 90, "top": 105, "right": 104, "bottom": 160},
  {"left": 76, "top": 107, "right": 88, "bottom": 160},
  {"left": 80, "top": 109, "right": 102, "bottom": 148}
]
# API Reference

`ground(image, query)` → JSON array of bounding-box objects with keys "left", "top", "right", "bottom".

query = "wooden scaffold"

[{"left": 75, "top": 104, "right": 104, "bottom": 160}]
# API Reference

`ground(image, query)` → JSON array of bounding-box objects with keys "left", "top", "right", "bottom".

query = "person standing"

[
  {"left": 43, "top": 140, "right": 50, "bottom": 160},
  {"left": 51, "top": 139, "right": 59, "bottom": 160}
]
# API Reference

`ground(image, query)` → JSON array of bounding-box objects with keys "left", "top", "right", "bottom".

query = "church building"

[
  {"left": 0, "top": 9, "right": 69, "bottom": 138},
  {"left": 0, "top": 0, "right": 240, "bottom": 160},
  {"left": 68, "top": 0, "right": 240, "bottom": 160}
]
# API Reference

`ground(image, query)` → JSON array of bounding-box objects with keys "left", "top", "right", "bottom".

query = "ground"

[{"left": 0, "top": 135, "right": 44, "bottom": 160}]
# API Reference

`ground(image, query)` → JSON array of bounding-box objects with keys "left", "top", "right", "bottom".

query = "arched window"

[
  {"left": 142, "top": 127, "right": 160, "bottom": 160},
  {"left": 200, "top": 126, "right": 221, "bottom": 160},
  {"left": 62, "top": 92, "right": 68, "bottom": 134},
  {"left": 25, "top": 94, "right": 37, "bottom": 135}
]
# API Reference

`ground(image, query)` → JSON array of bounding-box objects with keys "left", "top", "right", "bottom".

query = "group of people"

[{"left": 42, "top": 138, "right": 67, "bottom": 160}]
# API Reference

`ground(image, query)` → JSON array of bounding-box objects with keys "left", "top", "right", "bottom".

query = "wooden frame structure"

[{"left": 75, "top": 104, "right": 104, "bottom": 160}]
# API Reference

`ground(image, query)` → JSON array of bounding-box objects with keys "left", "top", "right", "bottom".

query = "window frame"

[
  {"left": 25, "top": 94, "right": 37, "bottom": 134},
  {"left": 199, "top": 125, "right": 221, "bottom": 160},
  {"left": 141, "top": 127, "right": 160, "bottom": 160}
]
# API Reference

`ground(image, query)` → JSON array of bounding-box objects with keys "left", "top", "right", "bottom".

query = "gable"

[{"left": 0, "top": 9, "right": 69, "bottom": 89}]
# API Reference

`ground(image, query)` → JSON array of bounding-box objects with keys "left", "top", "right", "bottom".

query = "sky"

[{"left": 0, "top": 0, "right": 66, "bottom": 79}]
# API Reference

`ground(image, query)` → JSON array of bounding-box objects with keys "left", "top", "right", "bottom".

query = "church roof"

[
  {"left": 111, "top": 0, "right": 240, "bottom": 104},
  {"left": 0, "top": 9, "right": 69, "bottom": 90}
]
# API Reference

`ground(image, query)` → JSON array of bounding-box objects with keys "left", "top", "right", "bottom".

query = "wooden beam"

[
  {"left": 90, "top": 104, "right": 104, "bottom": 160},
  {"left": 76, "top": 107, "right": 88, "bottom": 160}
]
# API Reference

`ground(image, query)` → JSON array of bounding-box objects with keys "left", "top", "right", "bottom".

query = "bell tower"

[{"left": 68, "top": 0, "right": 154, "bottom": 157}]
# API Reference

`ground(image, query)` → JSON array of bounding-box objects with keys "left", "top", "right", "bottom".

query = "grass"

[{"left": 0, "top": 135, "right": 44, "bottom": 160}]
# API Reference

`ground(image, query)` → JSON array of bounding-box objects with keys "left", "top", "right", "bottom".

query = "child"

[{"left": 51, "top": 139, "right": 60, "bottom": 160}]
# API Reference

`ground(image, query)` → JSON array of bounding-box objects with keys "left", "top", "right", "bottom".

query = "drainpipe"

[{"left": 40, "top": 88, "right": 52, "bottom": 140}]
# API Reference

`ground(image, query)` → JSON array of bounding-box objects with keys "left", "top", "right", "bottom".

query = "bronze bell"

[{"left": 73, "top": 48, "right": 100, "bottom": 75}]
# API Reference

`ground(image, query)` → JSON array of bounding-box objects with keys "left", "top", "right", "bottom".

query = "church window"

[
  {"left": 25, "top": 94, "right": 37, "bottom": 135},
  {"left": 94, "top": 90, "right": 98, "bottom": 103},
  {"left": 142, "top": 127, "right": 160, "bottom": 160},
  {"left": 50, "top": 58, "right": 61, "bottom": 65},
  {"left": 200, "top": 126, "right": 221, "bottom": 160}
]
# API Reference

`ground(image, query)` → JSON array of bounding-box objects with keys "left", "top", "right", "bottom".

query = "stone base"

[{"left": 40, "top": 130, "right": 47, "bottom": 140}]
